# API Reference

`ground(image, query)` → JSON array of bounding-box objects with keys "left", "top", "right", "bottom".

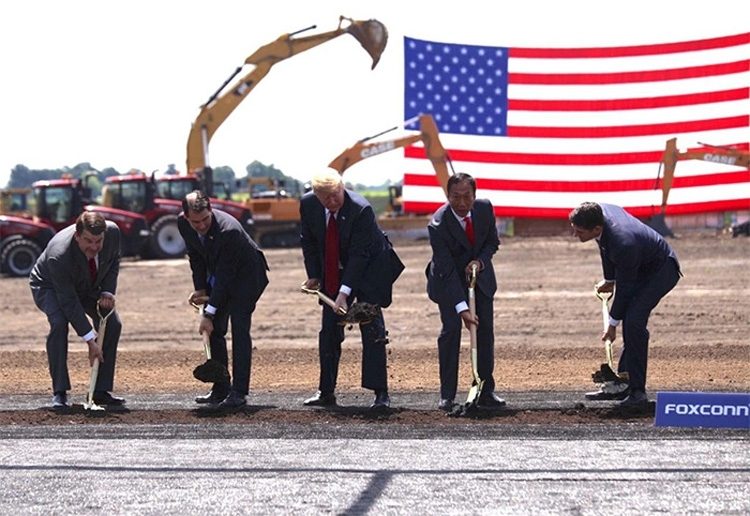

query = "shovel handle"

[
  {"left": 87, "top": 300, "right": 113, "bottom": 407},
  {"left": 189, "top": 300, "right": 213, "bottom": 360},
  {"left": 300, "top": 285, "right": 347, "bottom": 315}
]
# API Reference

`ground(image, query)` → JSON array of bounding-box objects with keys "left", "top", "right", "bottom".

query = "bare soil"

[{"left": 1, "top": 232, "right": 747, "bottom": 426}]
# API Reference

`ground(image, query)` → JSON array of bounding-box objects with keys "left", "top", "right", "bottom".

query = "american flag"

[{"left": 402, "top": 33, "right": 750, "bottom": 218}]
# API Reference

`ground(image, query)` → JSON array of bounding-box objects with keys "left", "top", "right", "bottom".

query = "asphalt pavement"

[{"left": 0, "top": 391, "right": 747, "bottom": 514}]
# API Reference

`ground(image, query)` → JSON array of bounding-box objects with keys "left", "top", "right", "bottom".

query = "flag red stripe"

[
  {"left": 509, "top": 60, "right": 749, "bottom": 85},
  {"left": 508, "top": 33, "right": 750, "bottom": 59},
  {"left": 403, "top": 171, "right": 749, "bottom": 192},
  {"left": 405, "top": 142, "right": 749, "bottom": 166},
  {"left": 506, "top": 115, "right": 748, "bottom": 138},
  {"left": 402, "top": 199, "right": 750, "bottom": 218},
  {"left": 508, "top": 88, "right": 750, "bottom": 111}
]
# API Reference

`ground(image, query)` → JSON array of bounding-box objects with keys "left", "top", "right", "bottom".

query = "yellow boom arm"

[
  {"left": 660, "top": 138, "right": 750, "bottom": 212},
  {"left": 328, "top": 113, "right": 452, "bottom": 196},
  {"left": 186, "top": 16, "right": 388, "bottom": 174}
]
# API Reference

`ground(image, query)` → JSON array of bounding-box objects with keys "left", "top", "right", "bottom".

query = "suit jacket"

[
  {"left": 598, "top": 203, "right": 680, "bottom": 321},
  {"left": 426, "top": 198, "right": 499, "bottom": 307},
  {"left": 299, "top": 189, "right": 404, "bottom": 308},
  {"left": 29, "top": 221, "right": 121, "bottom": 337},
  {"left": 178, "top": 209, "right": 269, "bottom": 311}
]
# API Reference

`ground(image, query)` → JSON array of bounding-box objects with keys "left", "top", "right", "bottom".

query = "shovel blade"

[
  {"left": 465, "top": 380, "right": 485, "bottom": 407},
  {"left": 83, "top": 401, "right": 106, "bottom": 412},
  {"left": 193, "top": 359, "right": 230, "bottom": 384}
]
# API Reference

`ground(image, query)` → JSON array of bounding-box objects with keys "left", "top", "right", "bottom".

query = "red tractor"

[
  {"left": 0, "top": 175, "right": 149, "bottom": 277},
  {"left": 0, "top": 215, "right": 55, "bottom": 277},
  {"left": 32, "top": 176, "right": 149, "bottom": 252},
  {"left": 101, "top": 172, "right": 254, "bottom": 258}
]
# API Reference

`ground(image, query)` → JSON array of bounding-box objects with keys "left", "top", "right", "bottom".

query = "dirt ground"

[{"left": 0, "top": 231, "right": 747, "bottom": 425}]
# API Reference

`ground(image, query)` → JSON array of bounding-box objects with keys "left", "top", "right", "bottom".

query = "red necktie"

[
  {"left": 88, "top": 257, "right": 97, "bottom": 282},
  {"left": 464, "top": 216, "right": 475, "bottom": 246},
  {"left": 324, "top": 212, "right": 340, "bottom": 297}
]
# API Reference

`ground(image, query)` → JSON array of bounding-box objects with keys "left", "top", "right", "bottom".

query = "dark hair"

[
  {"left": 568, "top": 202, "right": 604, "bottom": 229},
  {"left": 75, "top": 211, "right": 106, "bottom": 236},
  {"left": 182, "top": 190, "right": 212, "bottom": 214},
  {"left": 447, "top": 173, "right": 476, "bottom": 195}
]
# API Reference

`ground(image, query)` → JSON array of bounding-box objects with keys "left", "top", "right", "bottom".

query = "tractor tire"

[
  {"left": 1, "top": 238, "right": 42, "bottom": 277},
  {"left": 149, "top": 215, "right": 186, "bottom": 259}
]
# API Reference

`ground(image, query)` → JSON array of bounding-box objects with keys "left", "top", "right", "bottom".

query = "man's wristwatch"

[{"left": 202, "top": 312, "right": 214, "bottom": 321}]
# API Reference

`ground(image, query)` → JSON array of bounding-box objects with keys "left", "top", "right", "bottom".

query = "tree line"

[{"left": 5, "top": 161, "right": 393, "bottom": 195}]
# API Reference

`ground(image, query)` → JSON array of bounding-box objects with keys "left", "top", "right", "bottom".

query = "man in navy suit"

[
  {"left": 569, "top": 202, "right": 681, "bottom": 407},
  {"left": 299, "top": 170, "right": 404, "bottom": 409},
  {"left": 30, "top": 212, "right": 124, "bottom": 409},
  {"left": 179, "top": 191, "right": 269, "bottom": 410},
  {"left": 426, "top": 173, "right": 506, "bottom": 412}
]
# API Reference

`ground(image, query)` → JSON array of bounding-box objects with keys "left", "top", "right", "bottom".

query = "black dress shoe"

[
  {"left": 585, "top": 381, "right": 630, "bottom": 401},
  {"left": 52, "top": 391, "right": 69, "bottom": 409},
  {"left": 438, "top": 398, "right": 455, "bottom": 412},
  {"left": 370, "top": 390, "right": 390, "bottom": 409},
  {"left": 218, "top": 391, "right": 247, "bottom": 409},
  {"left": 195, "top": 389, "right": 229, "bottom": 405},
  {"left": 477, "top": 393, "right": 507, "bottom": 408},
  {"left": 92, "top": 391, "right": 125, "bottom": 405},
  {"left": 618, "top": 389, "right": 648, "bottom": 408},
  {"left": 303, "top": 391, "right": 337, "bottom": 407}
]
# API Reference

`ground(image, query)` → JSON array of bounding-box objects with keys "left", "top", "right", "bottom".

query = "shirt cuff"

[
  {"left": 455, "top": 301, "right": 469, "bottom": 314},
  {"left": 608, "top": 316, "right": 621, "bottom": 327},
  {"left": 205, "top": 304, "right": 217, "bottom": 315},
  {"left": 339, "top": 285, "right": 352, "bottom": 296},
  {"left": 603, "top": 279, "right": 615, "bottom": 283},
  {"left": 82, "top": 329, "right": 97, "bottom": 342}
]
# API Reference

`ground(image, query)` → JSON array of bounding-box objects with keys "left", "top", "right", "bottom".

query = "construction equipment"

[
  {"left": 0, "top": 188, "right": 31, "bottom": 217},
  {"left": 0, "top": 215, "right": 55, "bottom": 277},
  {"left": 186, "top": 16, "right": 388, "bottom": 247},
  {"left": 100, "top": 171, "right": 253, "bottom": 258},
  {"left": 84, "top": 302, "right": 114, "bottom": 412},
  {"left": 592, "top": 289, "right": 629, "bottom": 384},
  {"left": 660, "top": 138, "right": 749, "bottom": 214},
  {"left": 329, "top": 113, "right": 453, "bottom": 216},
  {"left": 30, "top": 175, "right": 150, "bottom": 257}
]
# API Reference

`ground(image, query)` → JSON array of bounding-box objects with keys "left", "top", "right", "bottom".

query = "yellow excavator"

[
  {"left": 186, "top": 16, "right": 388, "bottom": 247},
  {"left": 328, "top": 113, "right": 452, "bottom": 222},
  {"left": 659, "top": 137, "right": 750, "bottom": 237},
  {"left": 660, "top": 137, "right": 749, "bottom": 212}
]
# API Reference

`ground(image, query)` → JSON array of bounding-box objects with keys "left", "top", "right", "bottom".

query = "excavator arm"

[
  {"left": 328, "top": 113, "right": 453, "bottom": 196},
  {"left": 660, "top": 138, "right": 750, "bottom": 212},
  {"left": 186, "top": 16, "right": 388, "bottom": 177}
]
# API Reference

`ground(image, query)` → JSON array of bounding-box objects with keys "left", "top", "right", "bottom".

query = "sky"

[{"left": 1, "top": 0, "right": 747, "bottom": 187}]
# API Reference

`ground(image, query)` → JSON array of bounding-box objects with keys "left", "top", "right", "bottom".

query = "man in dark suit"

[
  {"left": 300, "top": 170, "right": 404, "bottom": 409},
  {"left": 178, "top": 191, "right": 269, "bottom": 409},
  {"left": 29, "top": 212, "right": 124, "bottom": 409},
  {"left": 569, "top": 202, "right": 681, "bottom": 407},
  {"left": 426, "top": 173, "right": 506, "bottom": 412}
]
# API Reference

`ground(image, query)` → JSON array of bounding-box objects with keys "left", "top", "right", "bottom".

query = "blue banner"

[{"left": 655, "top": 391, "right": 750, "bottom": 429}]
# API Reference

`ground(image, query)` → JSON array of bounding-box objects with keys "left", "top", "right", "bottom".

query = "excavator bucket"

[{"left": 345, "top": 18, "right": 388, "bottom": 69}]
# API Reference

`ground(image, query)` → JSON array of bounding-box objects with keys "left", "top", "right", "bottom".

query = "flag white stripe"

[
  {"left": 507, "top": 44, "right": 750, "bottom": 74},
  {"left": 503, "top": 99, "right": 748, "bottom": 126},
  {"left": 405, "top": 157, "right": 746, "bottom": 181},
  {"left": 405, "top": 127, "right": 749, "bottom": 154},
  {"left": 403, "top": 183, "right": 749, "bottom": 209}
]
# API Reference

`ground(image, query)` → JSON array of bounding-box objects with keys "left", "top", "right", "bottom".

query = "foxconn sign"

[{"left": 655, "top": 391, "right": 750, "bottom": 429}]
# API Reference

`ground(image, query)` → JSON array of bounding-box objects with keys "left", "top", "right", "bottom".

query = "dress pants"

[
  {"left": 618, "top": 258, "right": 681, "bottom": 391},
  {"left": 209, "top": 301, "right": 253, "bottom": 396},
  {"left": 436, "top": 290, "right": 496, "bottom": 400},
  {"left": 317, "top": 301, "right": 388, "bottom": 394},
  {"left": 32, "top": 287, "right": 121, "bottom": 393}
]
